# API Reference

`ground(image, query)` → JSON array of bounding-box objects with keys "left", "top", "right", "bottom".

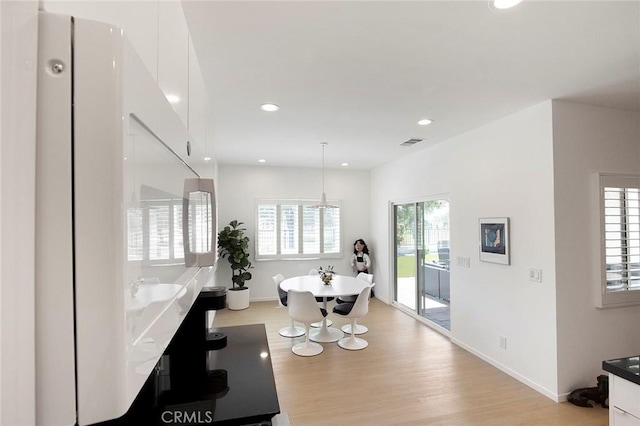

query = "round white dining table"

[{"left": 280, "top": 274, "right": 369, "bottom": 342}]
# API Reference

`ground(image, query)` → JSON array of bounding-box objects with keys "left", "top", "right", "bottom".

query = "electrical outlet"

[
  {"left": 499, "top": 336, "right": 507, "bottom": 350},
  {"left": 456, "top": 256, "right": 471, "bottom": 268},
  {"left": 529, "top": 268, "right": 542, "bottom": 282}
]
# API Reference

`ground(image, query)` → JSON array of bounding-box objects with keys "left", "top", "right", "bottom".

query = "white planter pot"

[{"left": 227, "top": 287, "right": 250, "bottom": 310}]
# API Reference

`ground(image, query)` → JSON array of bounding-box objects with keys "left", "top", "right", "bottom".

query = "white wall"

[
  {"left": 216, "top": 164, "right": 370, "bottom": 302},
  {"left": 0, "top": 1, "right": 39, "bottom": 424},
  {"left": 371, "top": 102, "right": 560, "bottom": 399},
  {"left": 552, "top": 100, "right": 640, "bottom": 394}
]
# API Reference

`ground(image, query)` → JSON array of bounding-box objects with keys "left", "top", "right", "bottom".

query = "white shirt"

[{"left": 350, "top": 251, "right": 371, "bottom": 273}]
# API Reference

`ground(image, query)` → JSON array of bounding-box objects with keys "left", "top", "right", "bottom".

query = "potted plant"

[
  {"left": 318, "top": 265, "right": 335, "bottom": 284},
  {"left": 217, "top": 220, "right": 253, "bottom": 310}
]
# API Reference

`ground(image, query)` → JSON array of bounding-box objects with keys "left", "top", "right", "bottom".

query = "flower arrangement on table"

[{"left": 318, "top": 266, "right": 335, "bottom": 284}]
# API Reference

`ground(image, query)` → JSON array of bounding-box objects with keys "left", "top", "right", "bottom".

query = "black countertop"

[
  {"left": 98, "top": 323, "right": 280, "bottom": 426},
  {"left": 162, "top": 323, "right": 280, "bottom": 425},
  {"left": 603, "top": 355, "right": 640, "bottom": 386}
]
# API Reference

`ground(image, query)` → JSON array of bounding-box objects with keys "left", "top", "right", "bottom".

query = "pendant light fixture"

[{"left": 313, "top": 142, "right": 335, "bottom": 209}]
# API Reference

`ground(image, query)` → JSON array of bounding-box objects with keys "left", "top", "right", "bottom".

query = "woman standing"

[{"left": 350, "top": 239, "right": 371, "bottom": 275}]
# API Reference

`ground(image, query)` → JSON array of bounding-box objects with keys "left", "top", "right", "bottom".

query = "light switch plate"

[
  {"left": 529, "top": 268, "right": 542, "bottom": 282},
  {"left": 456, "top": 256, "right": 470, "bottom": 268}
]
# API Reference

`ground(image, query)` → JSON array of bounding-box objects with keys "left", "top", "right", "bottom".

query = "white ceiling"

[{"left": 182, "top": 1, "right": 640, "bottom": 170}]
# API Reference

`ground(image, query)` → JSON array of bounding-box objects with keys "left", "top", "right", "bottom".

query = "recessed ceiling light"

[
  {"left": 204, "top": 156, "right": 212, "bottom": 162},
  {"left": 166, "top": 94, "right": 180, "bottom": 104},
  {"left": 418, "top": 119, "right": 433, "bottom": 126},
  {"left": 341, "top": 162, "right": 349, "bottom": 167},
  {"left": 260, "top": 103, "right": 279, "bottom": 112},
  {"left": 258, "top": 159, "right": 267, "bottom": 163},
  {"left": 491, "top": 0, "right": 522, "bottom": 10}
]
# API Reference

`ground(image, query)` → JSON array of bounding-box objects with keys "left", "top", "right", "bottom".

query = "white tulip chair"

[
  {"left": 273, "top": 274, "right": 305, "bottom": 338},
  {"left": 287, "top": 289, "right": 328, "bottom": 356},
  {"left": 333, "top": 285, "right": 372, "bottom": 350}
]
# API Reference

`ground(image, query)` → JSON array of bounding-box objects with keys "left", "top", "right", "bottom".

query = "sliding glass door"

[
  {"left": 394, "top": 204, "right": 417, "bottom": 310},
  {"left": 394, "top": 199, "right": 450, "bottom": 330}
]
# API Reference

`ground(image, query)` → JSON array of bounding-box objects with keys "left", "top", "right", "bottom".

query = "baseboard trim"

[{"left": 451, "top": 337, "right": 561, "bottom": 402}]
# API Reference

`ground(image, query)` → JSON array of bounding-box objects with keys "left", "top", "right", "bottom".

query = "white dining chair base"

[
  {"left": 341, "top": 323, "right": 368, "bottom": 335},
  {"left": 311, "top": 319, "right": 332, "bottom": 328},
  {"left": 338, "top": 336, "right": 368, "bottom": 350},
  {"left": 292, "top": 341, "right": 323, "bottom": 357},
  {"left": 279, "top": 325, "right": 305, "bottom": 338},
  {"left": 309, "top": 326, "right": 343, "bottom": 343}
]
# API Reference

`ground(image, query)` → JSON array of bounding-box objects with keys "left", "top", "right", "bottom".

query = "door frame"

[{"left": 388, "top": 195, "right": 451, "bottom": 336}]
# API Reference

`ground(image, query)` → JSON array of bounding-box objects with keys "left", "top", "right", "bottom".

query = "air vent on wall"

[{"left": 400, "top": 138, "right": 424, "bottom": 147}]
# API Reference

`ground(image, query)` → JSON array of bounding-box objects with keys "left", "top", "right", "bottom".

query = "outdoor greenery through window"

[
  {"left": 599, "top": 173, "right": 640, "bottom": 307},
  {"left": 256, "top": 200, "right": 341, "bottom": 260}
]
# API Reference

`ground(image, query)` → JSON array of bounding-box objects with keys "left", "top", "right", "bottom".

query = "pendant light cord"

[
  {"left": 315, "top": 142, "right": 330, "bottom": 208},
  {"left": 321, "top": 142, "right": 326, "bottom": 194}
]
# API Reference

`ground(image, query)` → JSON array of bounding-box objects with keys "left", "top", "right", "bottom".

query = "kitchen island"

[{"left": 603, "top": 355, "right": 640, "bottom": 425}]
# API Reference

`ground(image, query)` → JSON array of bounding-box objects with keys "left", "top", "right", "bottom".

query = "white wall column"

[{"left": 0, "top": 1, "right": 39, "bottom": 424}]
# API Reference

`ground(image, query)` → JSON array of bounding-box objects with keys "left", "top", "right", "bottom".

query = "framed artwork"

[{"left": 479, "top": 217, "right": 510, "bottom": 265}]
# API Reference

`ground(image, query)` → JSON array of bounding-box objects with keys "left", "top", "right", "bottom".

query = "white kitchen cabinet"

[
  {"left": 609, "top": 373, "right": 640, "bottom": 425},
  {"left": 42, "top": 0, "right": 212, "bottom": 173},
  {"left": 612, "top": 407, "right": 640, "bottom": 426},
  {"left": 37, "top": 14, "right": 215, "bottom": 423},
  {"left": 158, "top": 0, "right": 189, "bottom": 127},
  {"left": 42, "top": 1, "right": 160, "bottom": 79},
  {"left": 188, "top": 35, "right": 208, "bottom": 157}
]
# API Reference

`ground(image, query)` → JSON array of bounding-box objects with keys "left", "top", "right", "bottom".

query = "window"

[
  {"left": 598, "top": 173, "right": 640, "bottom": 308},
  {"left": 126, "top": 199, "right": 186, "bottom": 262},
  {"left": 256, "top": 200, "right": 341, "bottom": 260}
]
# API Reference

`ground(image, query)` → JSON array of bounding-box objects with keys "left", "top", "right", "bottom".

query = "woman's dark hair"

[{"left": 353, "top": 239, "right": 369, "bottom": 255}]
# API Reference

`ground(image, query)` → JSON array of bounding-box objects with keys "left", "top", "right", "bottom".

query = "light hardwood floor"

[{"left": 212, "top": 298, "right": 608, "bottom": 426}]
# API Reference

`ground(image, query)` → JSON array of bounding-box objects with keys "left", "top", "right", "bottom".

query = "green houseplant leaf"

[{"left": 217, "top": 220, "right": 253, "bottom": 289}]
